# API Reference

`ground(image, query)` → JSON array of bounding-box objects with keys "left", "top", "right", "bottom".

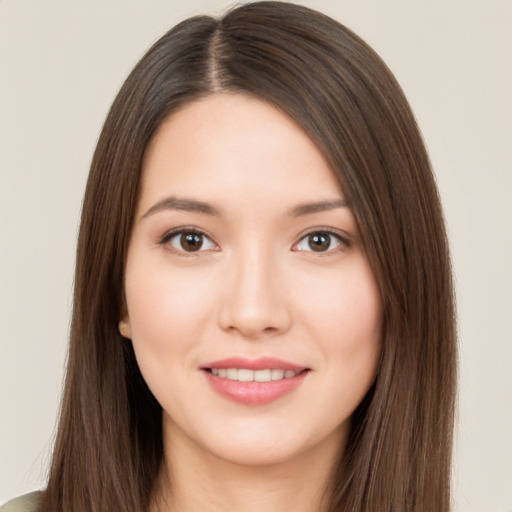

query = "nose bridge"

[{"left": 218, "top": 239, "right": 290, "bottom": 338}]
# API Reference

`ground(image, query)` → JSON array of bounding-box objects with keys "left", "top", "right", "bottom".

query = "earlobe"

[
  {"left": 118, "top": 317, "right": 132, "bottom": 339},
  {"left": 119, "top": 294, "right": 132, "bottom": 338}
]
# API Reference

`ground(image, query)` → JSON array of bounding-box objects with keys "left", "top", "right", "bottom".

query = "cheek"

[
  {"left": 124, "top": 252, "right": 219, "bottom": 356},
  {"left": 312, "top": 270, "right": 382, "bottom": 428},
  {"left": 299, "top": 260, "right": 383, "bottom": 380},
  {"left": 302, "top": 262, "right": 382, "bottom": 339},
  {"left": 123, "top": 253, "right": 223, "bottom": 415}
]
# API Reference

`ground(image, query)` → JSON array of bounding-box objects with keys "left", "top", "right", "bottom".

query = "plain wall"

[{"left": 1, "top": 1, "right": 511, "bottom": 510}]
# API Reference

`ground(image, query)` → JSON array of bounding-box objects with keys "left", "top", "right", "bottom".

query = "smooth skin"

[{"left": 121, "top": 94, "right": 383, "bottom": 512}]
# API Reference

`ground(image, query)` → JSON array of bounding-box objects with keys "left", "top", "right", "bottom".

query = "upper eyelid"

[
  {"left": 159, "top": 226, "right": 214, "bottom": 243},
  {"left": 295, "top": 226, "right": 351, "bottom": 243}
]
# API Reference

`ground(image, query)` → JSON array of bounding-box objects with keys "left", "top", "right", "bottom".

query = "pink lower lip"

[{"left": 203, "top": 370, "right": 308, "bottom": 406}]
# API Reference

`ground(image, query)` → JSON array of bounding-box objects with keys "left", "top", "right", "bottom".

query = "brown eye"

[
  {"left": 165, "top": 230, "right": 216, "bottom": 253},
  {"left": 295, "top": 231, "right": 345, "bottom": 253},
  {"left": 181, "top": 232, "right": 204, "bottom": 251},
  {"left": 308, "top": 233, "right": 330, "bottom": 252}
]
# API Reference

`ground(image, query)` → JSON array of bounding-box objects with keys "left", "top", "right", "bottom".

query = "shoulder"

[{"left": 1, "top": 492, "right": 41, "bottom": 512}]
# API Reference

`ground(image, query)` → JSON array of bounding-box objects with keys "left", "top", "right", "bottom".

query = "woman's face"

[{"left": 122, "top": 93, "right": 382, "bottom": 467}]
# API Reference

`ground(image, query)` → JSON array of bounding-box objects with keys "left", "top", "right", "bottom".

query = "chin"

[
  {"left": 204, "top": 437, "right": 307, "bottom": 467},
  {"left": 172, "top": 412, "right": 349, "bottom": 470}
]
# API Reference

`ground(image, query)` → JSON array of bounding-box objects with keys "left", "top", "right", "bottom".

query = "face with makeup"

[{"left": 121, "top": 93, "right": 382, "bottom": 467}]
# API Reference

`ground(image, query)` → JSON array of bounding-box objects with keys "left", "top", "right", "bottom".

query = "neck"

[{"left": 154, "top": 423, "right": 345, "bottom": 512}]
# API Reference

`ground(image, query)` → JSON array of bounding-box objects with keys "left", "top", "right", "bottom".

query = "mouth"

[
  {"left": 201, "top": 357, "right": 310, "bottom": 405},
  {"left": 205, "top": 368, "right": 305, "bottom": 382}
]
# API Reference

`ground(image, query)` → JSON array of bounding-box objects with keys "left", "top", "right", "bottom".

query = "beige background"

[{"left": 1, "top": 1, "right": 511, "bottom": 510}]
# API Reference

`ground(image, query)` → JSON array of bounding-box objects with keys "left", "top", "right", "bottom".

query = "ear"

[{"left": 118, "top": 306, "right": 132, "bottom": 339}]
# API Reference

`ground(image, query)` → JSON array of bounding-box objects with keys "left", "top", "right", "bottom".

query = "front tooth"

[
  {"left": 284, "top": 370, "right": 296, "bottom": 378},
  {"left": 238, "top": 369, "right": 254, "bottom": 382},
  {"left": 271, "top": 369, "right": 284, "bottom": 381},
  {"left": 218, "top": 368, "right": 227, "bottom": 378},
  {"left": 226, "top": 368, "right": 238, "bottom": 380},
  {"left": 254, "top": 369, "right": 272, "bottom": 382}
]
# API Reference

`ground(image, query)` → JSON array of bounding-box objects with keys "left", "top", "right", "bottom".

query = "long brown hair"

[{"left": 39, "top": 2, "right": 456, "bottom": 511}]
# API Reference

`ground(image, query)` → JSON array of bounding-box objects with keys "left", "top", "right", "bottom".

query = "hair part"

[{"left": 39, "top": 3, "right": 456, "bottom": 511}]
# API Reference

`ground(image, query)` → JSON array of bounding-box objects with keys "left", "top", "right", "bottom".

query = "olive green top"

[
  {"left": 1, "top": 491, "right": 455, "bottom": 511},
  {"left": 0, "top": 492, "right": 41, "bottom": 512}
]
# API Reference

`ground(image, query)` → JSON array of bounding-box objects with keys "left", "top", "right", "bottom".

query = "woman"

[{"left": 2, "top": 2, "right": 456, "bottom": 511}]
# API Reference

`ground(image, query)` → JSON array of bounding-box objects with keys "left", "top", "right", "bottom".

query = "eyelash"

[{"left": 158, "top": 227, "right": 350, "bottom": 256}]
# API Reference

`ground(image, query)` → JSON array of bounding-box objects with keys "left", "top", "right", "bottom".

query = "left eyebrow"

[{"left": 288, "top": 199, "right": 349, "bottom": 217}]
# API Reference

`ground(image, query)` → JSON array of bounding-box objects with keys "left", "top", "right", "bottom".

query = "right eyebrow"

[{"left": 140, "top": 196, "right": 220, "bottom": 220}]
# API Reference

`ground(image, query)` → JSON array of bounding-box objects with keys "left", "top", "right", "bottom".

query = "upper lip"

[{"left": 201, "top": 357, "right": 308, "bottom": 372}]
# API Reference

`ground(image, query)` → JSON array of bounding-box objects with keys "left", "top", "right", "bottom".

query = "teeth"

[
  {"left": 209, "top": 368, "right": 299, "bottom": 382},
  {"left": 271, "top": 369, "right": 284, "bottom": 380},
  {"left": 238, "top": 369, "right": 254, "bottom": 382},
  {"left": 226, "top": 368, "right": 238, "bottom": 379},
  {"left": 254, "top": 369, "right": 271, "bottom": 382}
]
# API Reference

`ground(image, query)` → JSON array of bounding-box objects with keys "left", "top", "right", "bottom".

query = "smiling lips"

[
  {"left": 211, "top": 368, "right": 299, "bottom": 382},
  {"left": 202, "top": 357, "right": 309, "bottom": 405}
]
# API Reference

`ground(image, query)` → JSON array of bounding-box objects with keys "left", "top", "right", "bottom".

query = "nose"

[{"left": 217, "top": 246, "right": 292, "bottom": 340}]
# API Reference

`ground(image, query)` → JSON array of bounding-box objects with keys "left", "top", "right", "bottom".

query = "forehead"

[{"left": 139, "top": 93, "right": 343, "bottom": 214}]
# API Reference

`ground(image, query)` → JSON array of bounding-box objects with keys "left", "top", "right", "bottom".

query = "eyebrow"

[
  {"left": 140, "top": 196, "right": 349, "bottom": 220},
  {"left": 141, "top": 196, "right": 220, "bottom": 219},
  {"left": 288, "top": 199, "right": 349, "bottom": 217}
]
